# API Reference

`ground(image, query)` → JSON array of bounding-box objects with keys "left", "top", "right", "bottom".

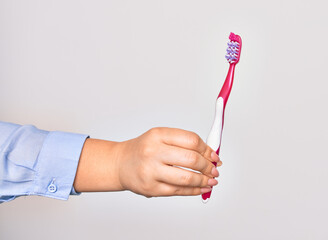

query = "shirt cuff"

[
  {"left": 32, "top": 131, "right": 88, "bottom": 201},
  {"left": 70, "top": 185, "right": 81, "bottom": 195}
]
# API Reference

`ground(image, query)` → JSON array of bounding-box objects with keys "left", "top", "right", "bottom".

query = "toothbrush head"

[{"left": 225, "top": 32, "right": 242, "bottom": 64}]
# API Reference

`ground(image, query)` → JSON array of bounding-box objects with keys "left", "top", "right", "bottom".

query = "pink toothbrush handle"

[{"left": 202, "top": 64, "right": 235, "bottom": 202}]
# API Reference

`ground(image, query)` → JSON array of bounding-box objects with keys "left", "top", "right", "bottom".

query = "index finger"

[{"left": 160, "top": 127, "right": 212, "bottom": 157}]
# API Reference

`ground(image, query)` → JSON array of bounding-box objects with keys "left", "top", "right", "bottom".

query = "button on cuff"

[
  {"left": 33, "top": 131, "right": 89, "bottom": 201},
  {"left": 48, "top": 184, "right": 57, "bottom": 193}
]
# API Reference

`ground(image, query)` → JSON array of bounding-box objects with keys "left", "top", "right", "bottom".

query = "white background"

[{"left": 1, "top": 0, "right": 327, "bottom": 239}]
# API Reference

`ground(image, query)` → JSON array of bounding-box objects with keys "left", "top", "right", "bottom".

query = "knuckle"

[
  {"left": 180, "top": 173, "right": 193, "bottom": 185},
  {"left": 205, "top": 163, "right": 213, "bottom": 174},
  {"left": 188, "top": 133, "right": 201, "bottom": 148},
  {"left": 148, "top": 127, "right": 161, "bottom": 137},
  {"left": 185, "top": 151, "right": 198, "bottom": 166},
  {"left": 201, "top": 177, "right": 209, "bottom": 187},
  {"left": 173, "top": 187, "right": 181, "bottom": 196},
  {"left": 204, "top": 146, "right": 213, "bottom": 158},
  {"left": 198, "top": 160, "right": 209, "bottom": 174}
]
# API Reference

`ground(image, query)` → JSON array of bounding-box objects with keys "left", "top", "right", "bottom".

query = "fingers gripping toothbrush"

[{"left": 202, "top": 32, "right": 242, "bottom": 203}]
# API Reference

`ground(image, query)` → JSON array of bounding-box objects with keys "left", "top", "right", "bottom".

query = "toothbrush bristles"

[{"left": 225, "top": 32, "right": 242, "bottom": 64}]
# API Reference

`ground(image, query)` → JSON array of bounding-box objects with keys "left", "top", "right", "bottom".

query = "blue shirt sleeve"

[{"left": 0, "top": 121, "right": 89, "bottom": 204}]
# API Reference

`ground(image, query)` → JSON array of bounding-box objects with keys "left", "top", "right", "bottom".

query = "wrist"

[{"left": 73, "top": 138, "right": 124, "bottom": 192}]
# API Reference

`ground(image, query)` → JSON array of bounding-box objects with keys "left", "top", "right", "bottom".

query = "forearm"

[{"left": 73, "top": 138, "right": 124, "bottom": 192}]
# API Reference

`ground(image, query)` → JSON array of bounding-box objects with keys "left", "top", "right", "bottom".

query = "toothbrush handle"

[{"left": 202, "top": 64, "right": 235, "bottom": 202}]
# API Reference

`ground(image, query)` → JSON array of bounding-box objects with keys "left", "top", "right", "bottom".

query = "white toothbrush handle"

[{"left": 206, "top": 97, "right": 224, "bottom": 153}]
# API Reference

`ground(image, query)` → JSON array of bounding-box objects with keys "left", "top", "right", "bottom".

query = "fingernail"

[
  {"left": 217, "top": 161, "right": 223, "bottom": 167},
  {"left": 201, "top": 187, "right": 212, "bottom": 193},
  {"left": 211, "top": 151, "right": 220, "bottom": 162},
  {"left": 211, "top": 167, "right": 219, "bottom": 177},
  {"left": 208, "top": 178, "right": 218, "bottom": 186}
]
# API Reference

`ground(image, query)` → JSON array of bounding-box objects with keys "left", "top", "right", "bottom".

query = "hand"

[{"left": 116, "top": 127, "right": 222, "bottom": 198}]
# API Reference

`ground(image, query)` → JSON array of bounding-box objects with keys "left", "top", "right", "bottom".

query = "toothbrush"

[{"left": 202, "top": 32, "right": 242, "bottom": 203}]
